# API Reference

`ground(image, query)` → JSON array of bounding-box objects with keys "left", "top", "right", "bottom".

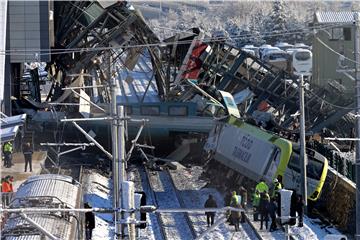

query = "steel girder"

[{"left": 169, "top": 40, "right": 354, "bottom": 133}]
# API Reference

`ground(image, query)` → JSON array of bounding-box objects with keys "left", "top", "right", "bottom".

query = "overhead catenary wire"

[{"left": 0, "top": 23, "right": 351, "bottom": 57}]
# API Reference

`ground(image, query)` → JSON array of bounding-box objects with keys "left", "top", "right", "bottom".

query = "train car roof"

[
  {"left": 3, "top": 214, "right": 73, "bottom": 240},
  {"left": 227, "top": 116, "right": 291, "bottom": 145},
  {"left": 12, "top": 174, "right": 80, "bottom": 209}
]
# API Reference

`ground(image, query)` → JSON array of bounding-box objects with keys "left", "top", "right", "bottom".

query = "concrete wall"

[
  {"left": 312, "top": 26, "right": 355, "bottom": 95},
  {"left": 7, "top": 0, "right": 50, "bottom": 63}
]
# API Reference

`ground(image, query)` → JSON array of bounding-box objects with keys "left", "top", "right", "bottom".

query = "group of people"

[
  {"left": 204, "top": 175, "right": 304, "bottom": 233},
  {"left": 204, "top": 186, "right": 248, "bottom": 232},
  {"left": 252, "top": 176, "right": 304, "bottom": 231},
  {"left": 228, "top": 187, "right": 248, "bottom": 232},
  {"left": 252, "top": 178, "right": 282, "bottom": 232},
  {"left": 1, "top": 175, "right": 14, "bottom": 207},
  {"left": 2, "top": 141, "right": 33, "bottom": 172}
]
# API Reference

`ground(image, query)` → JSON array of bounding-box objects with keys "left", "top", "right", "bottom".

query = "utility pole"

[
  {"left": 299, "top": 74, "right": 308, "bottom": 210},
  {"left": 108, "top": 50, "right": 121, "bottom": 238},
  {"left": 354, "top": 12, "right": 360, "bottom": 240}
]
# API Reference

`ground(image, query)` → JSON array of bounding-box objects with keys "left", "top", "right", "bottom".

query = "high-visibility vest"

[
  {"left": 252, "top": 192, "right": 261, "bottom": 207},
  {"left": 230, "top": 195, "right": 239, "bottom": 206},
  {"left": 272, "top": 182, "right": 282, "bottom": 197},
  {"left": 1, "top": 182, "right": 11, "bottom": 193},
  {"left": 255, "top": 181, "right": 269, "bottom": 193},
  {"left": 4, "top": 143, "right": 13, "bottom": 153}
]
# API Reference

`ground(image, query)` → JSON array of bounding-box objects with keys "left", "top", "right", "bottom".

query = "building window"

[
  {"left": 168, "top": 106, "right": 188, "bottom": 116},
  {"left": 343, "top": 28, "right": 351, "bottom": 41},
  {"left": 330, "top": 28, "right": 343, "bottom": 40},
  {"left": 140, "top": 106, "right": 160, "bottom": 116}
]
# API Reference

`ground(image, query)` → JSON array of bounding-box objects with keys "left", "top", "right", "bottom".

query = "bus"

[{"left": 204, "top": 116, "right": 328, "bottom": 201}]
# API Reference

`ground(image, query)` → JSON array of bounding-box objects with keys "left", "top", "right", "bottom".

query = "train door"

[
  {"left": 283, "top": 152, "right": 301, "bottom": 191},
  {"left": 263, "top": 148, "right": 281, "bottom": 183}
]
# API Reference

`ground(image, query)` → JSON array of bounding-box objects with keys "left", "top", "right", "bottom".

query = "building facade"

[{"left": 313, "top": 11, "right": 357, "bottom": 96}]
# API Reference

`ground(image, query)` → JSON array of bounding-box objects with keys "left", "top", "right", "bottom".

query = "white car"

[
  {"left": 294, "top": 43, "right": 311, "bottom": 50},
  {"left": 275, "top": 42, "right": 294, "bottom": 51}
]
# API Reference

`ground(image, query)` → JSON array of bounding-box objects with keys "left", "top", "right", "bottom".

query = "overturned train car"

[{"left": 205, "top": 116, "right": 328, "bottom": 201}]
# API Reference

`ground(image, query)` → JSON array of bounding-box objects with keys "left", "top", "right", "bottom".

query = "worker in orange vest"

[{"left": 1, "top": 178, "right": 11, "bottom": 207}]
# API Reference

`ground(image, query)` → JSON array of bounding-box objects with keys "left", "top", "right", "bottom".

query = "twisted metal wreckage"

[{"left": 15, "top": 1, "right": 356, "bottom": 141}]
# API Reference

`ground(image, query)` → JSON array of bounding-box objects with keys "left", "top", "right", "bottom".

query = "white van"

[
  {"left": 262, "top": 49, "right": 289, "bottom": 70},
  {"left": 291, "top": 49, "right": 312, "bottom": 75},
  {"left": 261, "top": 47, "right": 281, "bottom": 61}
]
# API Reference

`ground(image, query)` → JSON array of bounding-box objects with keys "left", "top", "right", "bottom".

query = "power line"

[
  {"left": 306, "top": 89, "right": 355, "bottom": 110},
  {"left": 0, "top": 23, "right": 347, "bottom": 57},
  {"left": 315, "top": 36, "right": 359, "bottom": 65}
]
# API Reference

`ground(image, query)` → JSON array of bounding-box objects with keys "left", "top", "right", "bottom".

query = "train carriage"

[
  {"left": 2, "top": 174, "right": 81, "bottom": 240},
  {"left": 205, "top": 116, "right": 328, "bottom": 201}
]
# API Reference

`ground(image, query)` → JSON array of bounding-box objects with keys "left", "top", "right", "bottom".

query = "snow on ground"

[
  {"left": 150, "top": 170, "right": 195, "bottom": 239},
  {"left": 169, "top": 164, "right": 257, "bottom": 240},
  {"left": 247, "top": 212, "right": 287, "bottom": 240},
  {"left": 82, "top": 166, "right": 346, "bottom": 240},
  {"left": 289, "top": 216, "right": 342, "bottom": 240},
  {"left": 83, "top": 170, "right": 114, "bottom": 240},
  {"left": 131, "top": 166, "right": 162, "bottom": 240}
]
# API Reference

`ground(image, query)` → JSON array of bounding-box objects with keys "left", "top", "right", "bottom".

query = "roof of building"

[{"left": 315, "top": 11, "right": 360, "bottom": 23}]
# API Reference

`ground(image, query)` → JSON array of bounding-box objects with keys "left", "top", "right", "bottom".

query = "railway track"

[{"left": 141, "top": 165, "right": 197, "bottom": 240}]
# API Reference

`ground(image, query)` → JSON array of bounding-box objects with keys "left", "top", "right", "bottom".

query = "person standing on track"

[
  {"left": 239, "top": 186, "right": 247, "bottom": 223},
  {"left": 259, "top": 191, "right": 270, "bottom": 230},
  {"left": 204, "top": 194, "right": 217, "bottom": 227},
  {"left": 85, "top": 202, "right": 95, "bottom": 240},
  {"left": 230, "top": 191, "right": 241, "bottom": 232},
  {"left": 269, "top": 197, "right": 278, "bottom": 232},
  {"left": 252, "top": 189, "right": 261, "bottom": 221}
]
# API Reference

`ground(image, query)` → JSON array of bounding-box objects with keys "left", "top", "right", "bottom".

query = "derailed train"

[
  {"left": 205, "top": 116, "right": 328, "bottom": 201},
  {"left": 1, "top": 174, "right": 81, "bottom": 240}
]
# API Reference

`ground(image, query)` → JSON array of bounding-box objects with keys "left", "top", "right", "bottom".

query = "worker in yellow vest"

[
  {"left": 255, "top": 178, "right": 269, "bottom": 193},
  {"left": 271, "top": 178, "right": 282, "bottom": 199},
  {"left": 252, "top": 189, "right": 261, "bottom": 221},
  {"left": 3, "top": 142, "right": 13, "bottom": 168}
]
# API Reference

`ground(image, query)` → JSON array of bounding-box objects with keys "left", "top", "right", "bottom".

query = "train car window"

[
  {"left": 307, "top": 157, "right": 324, "bottom": 180},
  {"left": 125, "top": 106, "right": 132, "bottom": 115},
  {"left": 288, "top": 152, "right": 301, "bottom": 172},
  {"left": 295, "top": 51, "right": 311, "bottom": 61},
  {"left": 168, "top": 106, "right": 188, "bottom": 116},
  {"left": 140, "top": 106, "right": 160, "bottom": 116},
  {"left": 344, "top": 27, "right": 351, "bottom": 41},
  {"left": 330, "top": 28, "right": 344, "bottom": 40}
]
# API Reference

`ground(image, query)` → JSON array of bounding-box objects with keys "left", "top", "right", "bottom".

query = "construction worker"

[
  {"left": 1, "top": 178, "right": 11, "bottom": 207},
  {"left": 204, "top": 194, "right": 217, "bottom": 227},
  {"left": 6, "top": 176, "right": 14, "bottom": 200},
  {"left": 271, "top": 177, "right": 282, "bottom": 199},
  {"left": 3, "top": 141, "right": 13, "bottom": 168},
  {"left": 252, "top": 190, "right": 261, "bottom": 221},
  {"left": 255, "top": 178, "right": 269, "bottom": 194},
  {"left": 230, "top": 191, "right": 241, "bottom": 232}
]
